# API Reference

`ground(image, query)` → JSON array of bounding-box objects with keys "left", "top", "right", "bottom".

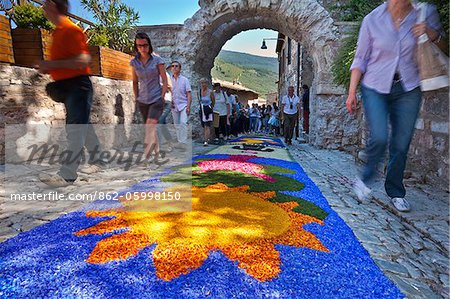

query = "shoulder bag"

[{"left": 416, "top": 2, "right": 449, "bottom": 91}]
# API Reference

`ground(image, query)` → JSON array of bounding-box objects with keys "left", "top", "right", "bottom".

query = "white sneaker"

[
  {"left": 391, "top": 197, "right": 411, "bottom": 212},
  {"left": 353, "top": 177, "right": 372, "bottom": 202}
]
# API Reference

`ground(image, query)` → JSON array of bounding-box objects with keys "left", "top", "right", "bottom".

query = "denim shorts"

[{"left": 138, "top": 98, "right": 164, "bottom": 121}]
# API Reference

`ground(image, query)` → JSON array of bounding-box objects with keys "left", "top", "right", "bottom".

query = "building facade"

[
  {"left": 212, "top": 79, "right": 258, "bottom": 106},
  {"left": 276, "top": 33, "right": 313, "bottom": 101}
]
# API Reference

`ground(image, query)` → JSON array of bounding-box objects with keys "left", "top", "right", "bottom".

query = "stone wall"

[
  {"left": 301, "top": 47, "right": 314, "bottom": 89},
  {"left": 0, "top": 65, "right": 138, "bottom": 162},
  {"left": 310, "top": 94, "right": 361, "bottom": 151},
  {"left": 406, "top": 89, "right": 449, "bottom": 190},
  {"left": 135, "top": 24, "right": 184, "bottom": 63},
  {"left": 277, "top": 38, "right": 314, "bottom": 101},
  {"left": 277, "top": 37, "right": 301, "bottom": 97}
]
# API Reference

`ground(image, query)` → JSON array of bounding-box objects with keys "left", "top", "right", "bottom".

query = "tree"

[{"left": 80, "top": 0, "right": 139, "bottom": 53}]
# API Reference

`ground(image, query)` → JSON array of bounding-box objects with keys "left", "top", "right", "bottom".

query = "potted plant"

[
  {"left": 0, "top": 14, "right": 14, "bottom": 64},
  {"left": 11, "top": 3, "right": 54, "bottom": 68},
  {"left": 82, "top": 0, "right": 138, "bottom": 81},
  {"left": 88, "top": 44, "right": 134, "bottom": 81}
]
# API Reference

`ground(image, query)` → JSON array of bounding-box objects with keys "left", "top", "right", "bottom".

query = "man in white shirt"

[
  {"left": 227, "top": 93, "right": 237, "bottom": 137},
  {"left": 228, "top": 93, "right": 237, "bottom": 109},
  {"left": 281, "top": 86, "right": 301, "bottom": 145},
  {"left": 170, "top": 61, "right": 192, "bottom": 147},
  {"left": 212, "top": 83, "right": 231, "bottom": 140},
  {"left": 158, "top": 70, "right": 175, "bottom": 152}
]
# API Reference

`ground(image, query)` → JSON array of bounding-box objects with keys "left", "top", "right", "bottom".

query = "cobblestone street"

[
  {"left": 1, "top": 140, "right": 448, "bottom": 298},
  {"left": 289, "top": 140, "right": 449, "bottom": 298}
]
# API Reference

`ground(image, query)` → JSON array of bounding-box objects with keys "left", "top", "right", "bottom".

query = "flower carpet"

[
  {"left": 228, "top": 136, "right": 285, "bottom": 148},
  {"left": 0, "top": 137, "right": 403, "bottom": 298}
]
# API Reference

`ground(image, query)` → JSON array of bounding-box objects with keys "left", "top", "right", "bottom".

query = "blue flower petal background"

[{"left": 0, "top": 140, "right": 404, "bottom": 298}]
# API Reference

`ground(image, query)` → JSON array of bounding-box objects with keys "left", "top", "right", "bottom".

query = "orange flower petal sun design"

[{"left": 76, "top": 183, "right": 329, "bottom": 282}]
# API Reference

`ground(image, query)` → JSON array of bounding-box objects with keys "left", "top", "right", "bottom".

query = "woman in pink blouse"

[{"left": 346, "top": 0, "right": 445, "bottom": 212}]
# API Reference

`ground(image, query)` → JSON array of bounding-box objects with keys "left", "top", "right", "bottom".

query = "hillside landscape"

[{"left": 211, "top": 50, "right": 278, "bottom": 97}]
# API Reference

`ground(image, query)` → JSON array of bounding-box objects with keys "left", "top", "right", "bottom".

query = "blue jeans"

[
  {"left": 250, "top": 117, "right": 258, "bottom": 132},
  {"left": 157, "top": 100, "right": 174, "bottom": 144},
  {"left": 361, "top": 82, "right": 422, "bottom": 198},
  {"left": 58, "top": 76, "right": 101, "bottom": 181}
]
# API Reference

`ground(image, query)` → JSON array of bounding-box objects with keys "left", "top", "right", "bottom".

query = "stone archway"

[
  {"left": 141, "top": 0, "right": 360, "bottom": 149},
  {"left": 177, "top": 0, "right": 339, "bottom": 95}
]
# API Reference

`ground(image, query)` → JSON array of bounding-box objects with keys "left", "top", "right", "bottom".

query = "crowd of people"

[
  {"left": 202, "top": 85, "right": 310, "bottom": 144},
  {"left": 36, "top": 0, "right": 445, "bottom": 214},
  {"left": 129, "top": 31, "right": 312, "bottom": 149},
  {"left": 36, "top": 0, "right": 313, "bottom": 187}
]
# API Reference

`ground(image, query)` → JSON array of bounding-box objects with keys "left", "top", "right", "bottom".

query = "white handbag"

[{"left": 416, "top": 2, "right": 449, "bottom": 91}]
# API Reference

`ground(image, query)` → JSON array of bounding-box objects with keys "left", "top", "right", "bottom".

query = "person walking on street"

[
  {"left": 244, "top": 104, "right": 250, "bottom": 134},
  {"left": 130, "top": 33, "right": 168, "bottom": 163},
  {"left": 227, "top": 92, "right": 237, "bottom": 138},
  {"left": 170, "top": 61, "right": 192, "bottom": 149},
  {"left": 157, "top": 68, "right": 175, "bottom": 152},
  {"left": 264, "top": 104, "right": 272, "bottom": 134},
  {"left": 281, "top": 86, "right": 300, "bottom": 145},
  {"left": 38, "top": 0, "right": 103, "bottom": 187},
  {"left": 346, "top": 0, "right": 445, "bottom": 212},
  {"left": 233, "top": 96, "right": 243, "bottom": 136},
  {"left": 212, "top": 83, "right": 231, "bottom": 141},
  {"left": 198, "top": 78, "right": 215, "bottom": 146},
  {"left": 268, "top": 103, "right": 280, "bottom": 135},
  {"left": 257, "top": 105, "right": 263, "bottom": 132},
  {"left": 249, "top": 103, "right": 259, "bottom": 133},
  {"left": 294, "top": 108, "right": 300, "bottom": 140}
]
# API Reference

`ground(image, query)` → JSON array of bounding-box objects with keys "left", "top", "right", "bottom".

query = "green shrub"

[
  {"left": 429, "top": 0, "right": 449, "bottom": 35},
  {"left": 13, "top": 3, "right": 54, "bottom": 30},
  {"left": 331, "top": 27, "right": 359, "bottom": 87},
  {"left": 87, "top": 27, "right": 109, "bottom": 47},
  {"left": 80, "top": 0, "right": 139, "bottom": 53},
  {"left": 330, "top": 0, "right": 381, "bottom": 22}
]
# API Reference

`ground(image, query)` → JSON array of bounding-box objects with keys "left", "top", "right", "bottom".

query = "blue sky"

[{"left": 70, "top": 0, "right": 278, "bottom": 57}]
